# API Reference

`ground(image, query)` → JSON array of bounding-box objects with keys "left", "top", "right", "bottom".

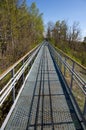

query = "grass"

[
  {"left": 64, "top": 69, "right": 85, "bottom": 112},
  {"left": 72, "top": 83, "right": 85, "bottom": 112}
]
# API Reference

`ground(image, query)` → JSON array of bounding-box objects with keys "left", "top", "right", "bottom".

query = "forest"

[
  {"left": 0, "top": 0, "right": 86, "bottom": 75},
  {"left": 0, "top": 0, "right": 86, "bottom": 127},
  {"left": 47, "top": 21, "right": 86, "bottom": 67},
  {"left": 0, "top": 0, "right": 44, "bottom": 74}
]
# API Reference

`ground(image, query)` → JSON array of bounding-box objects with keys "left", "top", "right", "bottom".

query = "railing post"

[
  {"left": 28, "top": 54, "right": 30, "bottom": 71},
  {"left": 12, "top": 68, "right": 15, "bottom": 103},
  {"left": 64, "top": 57, "right": 66, "bottom": 76},
  {"left": 70, "top": 61, "right": 75, "bottom": 89},
  {"left": 58, "top": 55, "right": 60, "bottom": 67},
  {"left": 83, "top": 97, "right": 86, "bottom": 119},
  {"left": 29, "top": 59, "right": 32, "bottom": 72},
  {"left": 22, "top": 59, "right": 24, "bottom": 83},
  {"left": 59, "top": 55, "right": 62, "bottom": 71},
  {"left": 56, "top": 54, "right": 58, "bottom": 64}
]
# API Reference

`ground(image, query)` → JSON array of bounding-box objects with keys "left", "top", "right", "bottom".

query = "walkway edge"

[{"left": 1, "top": 63, "right": 34, "bottom": 130}]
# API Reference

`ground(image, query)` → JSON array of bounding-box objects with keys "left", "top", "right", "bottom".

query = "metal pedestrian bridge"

[{"left": 0, "top": 42, "right": 86, "bottom": 130}]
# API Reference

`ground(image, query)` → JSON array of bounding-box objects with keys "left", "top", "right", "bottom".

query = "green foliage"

[
  {"left": 47, "top": 20, "right": 86, "bottom": 67},
  {"left": 83, "top": 37, "right": 86, "bottom": 43},
  {"left": 0, "top": 1, "right": 44, "bottom": 73}
]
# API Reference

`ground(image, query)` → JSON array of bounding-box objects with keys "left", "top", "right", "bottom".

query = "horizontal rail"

[
  {"left": 0, "top": 44, "right": 42, "bottom": 106},
  {"left": 48, "top": 43, "right": 86, "bottom": 120},
  {"left": 0, "top": 44, "right": 40, "bottom": 80},
  {"left": 49, "top": 44, "right": 86, "bottom": 93},
  {"left": 54, "top": 46, "right": 86, "bottom": 70},
  {"left": 0, "top": 67, "right": 31, "bottom": 130},
  {"left": 60, "top": 55, "right": 86, "bottom": 94}
]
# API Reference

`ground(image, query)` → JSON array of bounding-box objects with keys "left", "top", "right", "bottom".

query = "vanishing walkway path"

[{"left": 1, "top": 43, "right": 85, "bottom": 130}]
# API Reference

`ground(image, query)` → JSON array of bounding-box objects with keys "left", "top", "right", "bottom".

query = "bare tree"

[{"left": 71, "top": 22, "right": 81, "bottom": 42}]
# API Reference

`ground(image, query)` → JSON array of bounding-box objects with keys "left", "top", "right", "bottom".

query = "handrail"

[
  {"left": 48, "top": 43, "right": 86, "bottom": 120},
  {"left": 54, "top": 46, "right": 86, "bottom": 70},
  {"left": 49, "top": 44, "right": 86, "bottom": 120},
  {"left": 49, "top": 44, "right": 86, "bottom": 94},
  {"left": 60, "top": 55, "right": 86, "bottom": 94},
  {"left": 0, "top": 44, "right": 42, "bottom": 106},
  {"left": 0, "top": 44, "right": 40, "bottom": 80}
]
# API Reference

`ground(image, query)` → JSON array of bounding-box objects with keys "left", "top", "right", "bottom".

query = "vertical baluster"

[
  {"left": 64, "top": 57, "right": 66, "bottom": 77},
  {"left": 56, "top": 53, "right": 58, "bottom": 64},
  {"left": 22, "top": 59, "right": 24, "bottom": 83},
  {"left": 28, "top": 55, "right": 30, "bottom": 72},
  {"left": 59, "top": 55, "right": 62, "bottom": 70},
  {"left": 70, "top": 61, "right": 75, "bottom": 89},
  {"left": 12, "top": 68, "right": 15, "bottom": 103},
  {"left": 58, "top": 55, "right": 60, "bottom": 67}
]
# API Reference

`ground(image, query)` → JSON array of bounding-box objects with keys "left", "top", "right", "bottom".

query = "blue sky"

[{"left": 27, "top": 0, "right": 86, "bottom": 39}]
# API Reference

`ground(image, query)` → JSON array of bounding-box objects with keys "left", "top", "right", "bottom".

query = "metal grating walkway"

[{"left": 4, "top": 43, "right": 84, "bottom": 130}]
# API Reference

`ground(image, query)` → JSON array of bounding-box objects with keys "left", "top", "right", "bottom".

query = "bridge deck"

[{"left": 4, "top": 44, "right": 83, "bottom": 130}]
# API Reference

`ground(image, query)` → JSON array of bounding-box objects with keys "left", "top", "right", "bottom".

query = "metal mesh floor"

[{"left": 4, "top": 43, "right": 83, "bottom": 130}]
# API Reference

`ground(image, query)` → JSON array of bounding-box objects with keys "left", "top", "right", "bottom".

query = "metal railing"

[
  {"left": 49, "top": 43, "right": 86, "bottom": 120},
  {"left": 0, "top": 42, "right": 86, "bottom": 128},
  {"left": 0, "top": 44, "right": 41, "bottom": 107}
]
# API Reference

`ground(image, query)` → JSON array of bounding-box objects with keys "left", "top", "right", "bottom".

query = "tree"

[
  {"left": 0, "top": 1, "right": 44, "bottom": 70},
  {"left": 60, "top": 20, "right": 68, "bottom": 41},
  {"left": 46, "top": 21, "right": 54, "bottom": 41},
  {"left": 71, "top": 22, "right": 81, "bottom": 42},
  {"left": 83, "top": 37, "right": 86, "bottom": 43},
  {"left": 54, "top": 21, "right": 61, "bottom": 41},
  {"left": 48, "top": 20, "right": 68, "bottom": 44}
]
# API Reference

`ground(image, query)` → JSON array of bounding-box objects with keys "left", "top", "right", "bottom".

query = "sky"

[{"left": 27, "top": 0, "right": 86, "bottom": 39}]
